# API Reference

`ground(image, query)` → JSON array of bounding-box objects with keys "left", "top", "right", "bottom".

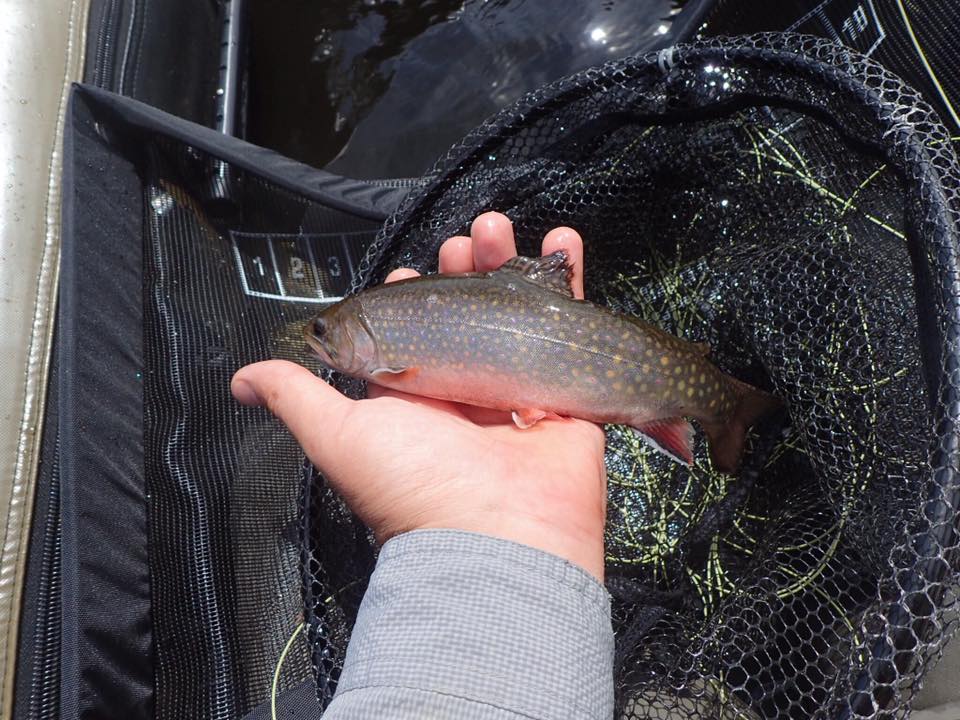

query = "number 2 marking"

[{"left": 290, "top": 256, "right": 305, "bottom": 279}]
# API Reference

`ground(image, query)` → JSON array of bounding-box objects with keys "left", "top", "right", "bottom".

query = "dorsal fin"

[{"left": 495, "top": 251, "right": 574, "bottom": 297}]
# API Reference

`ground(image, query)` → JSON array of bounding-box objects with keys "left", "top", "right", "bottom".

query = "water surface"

[{"left": 248, "top": 0, "right": 685, "bottom": 177}]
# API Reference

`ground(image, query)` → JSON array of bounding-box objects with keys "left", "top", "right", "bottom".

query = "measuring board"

[
  {"left": 787, "top": 0, "right": 886, "bottom": 57},
  {"left": 231, "top": 230, "right": 373, "bottom": 303}
]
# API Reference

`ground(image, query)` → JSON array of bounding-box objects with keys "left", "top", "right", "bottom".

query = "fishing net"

[{"left": 301, "top": 34, "right": 960, "bottom": 718}]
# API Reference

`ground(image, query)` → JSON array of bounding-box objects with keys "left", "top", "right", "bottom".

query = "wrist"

[
  {"left": 414, "top": 514, "right": 606, "bottom": 581},
  {"left": 335, "top": 529, "right": 614, "bottom": 719}
]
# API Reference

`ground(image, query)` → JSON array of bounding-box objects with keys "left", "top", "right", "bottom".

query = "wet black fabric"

[
  {"left": 74, "top": 84, "right": 415, "bottom": 220},
  {"left": 57, "top": 90, "right": 153, "bottom": 719},
  {"left": 84, "top": 0, "right": 222, "bottom": 125}
]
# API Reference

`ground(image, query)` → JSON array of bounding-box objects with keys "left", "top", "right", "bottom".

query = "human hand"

[{"left": 231, "top": 212, "right": 608, "bottom": 579}]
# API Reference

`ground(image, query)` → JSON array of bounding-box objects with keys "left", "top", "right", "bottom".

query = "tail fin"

[{"left": 703, "top": 376, "right": 782, "bottom": 473}]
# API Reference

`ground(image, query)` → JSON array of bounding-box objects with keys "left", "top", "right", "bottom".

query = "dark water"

[{"left": 248, "top": 0, "right": 686, "bottom": 178}]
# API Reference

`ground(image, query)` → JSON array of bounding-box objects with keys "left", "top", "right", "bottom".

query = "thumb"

[{"left": 232, "top": 359, "right": 353, "bottom": 472}]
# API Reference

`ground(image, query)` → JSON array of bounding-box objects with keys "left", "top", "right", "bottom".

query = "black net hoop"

[{"left": 302, "top": 34, "right": 960, "bottom": 719}]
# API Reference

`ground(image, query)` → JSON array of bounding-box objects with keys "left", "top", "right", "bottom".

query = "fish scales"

[
  {"left": 359, "top": 275, "right": 732, "bottom": 421},
  {"left": 305, "top": 252, "right": 778, "bottom": 472}
]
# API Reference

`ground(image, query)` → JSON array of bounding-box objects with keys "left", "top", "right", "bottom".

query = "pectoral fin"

[
  {"left": 511, "top": 408, "right": 565, "bottom": 429},
  {"left": 633, "top": 417, "right": 695, "bottom": 466},
  {"left": 371, "top": 366, "right": 419, "bottom": 381},
  {"left": 371, "top": 366, "right": 408, "bottom": 375}
]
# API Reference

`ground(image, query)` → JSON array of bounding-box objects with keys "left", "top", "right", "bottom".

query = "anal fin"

[{"left": 634, "top": 417, "right": 695, "bottom": 466}]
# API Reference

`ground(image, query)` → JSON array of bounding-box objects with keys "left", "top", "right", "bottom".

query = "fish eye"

[{"left": 312, "top": 318, "right": 326, "bottom": 338}]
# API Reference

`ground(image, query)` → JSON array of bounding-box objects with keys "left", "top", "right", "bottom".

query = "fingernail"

[{"left": 232, "top": 378, "right": 263, "bottom": 406}]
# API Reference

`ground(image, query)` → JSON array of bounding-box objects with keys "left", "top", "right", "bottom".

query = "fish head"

[{"left": 303, "top": 299, "right": 377, "bottom": 376}]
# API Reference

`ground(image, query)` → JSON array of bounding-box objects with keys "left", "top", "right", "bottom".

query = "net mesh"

[
  {"left": 299, "top": 34, "right": 960, "bottom": 718},
  {"left": 138, "top": 139, "right": 382, "bottom": 716}
]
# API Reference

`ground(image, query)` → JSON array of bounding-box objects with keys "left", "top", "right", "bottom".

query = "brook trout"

[{"left": 304, "top": 251, "right": 779, "bottom": 472}]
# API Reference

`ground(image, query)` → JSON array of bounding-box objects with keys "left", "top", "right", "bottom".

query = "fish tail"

[{"left": 703, "top": 375, "right": 782, "bottom": 473}]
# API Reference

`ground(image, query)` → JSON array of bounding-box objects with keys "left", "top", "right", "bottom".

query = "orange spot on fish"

[
  {"left": 660, "top": 356, "right": 670, "bottom": 366},
  {"left": 605, "top": 369, "right": 616, "bottom": 379}
]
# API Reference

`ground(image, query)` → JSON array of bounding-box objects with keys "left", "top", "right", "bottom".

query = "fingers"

[
  {"left": 385, "top": 268, "right": 420, "bottom": 283},
  {"left": 438, "top": 235, "right": 473, "bottom": 273},
  {"left": 231, "top": 360, "right": 353, "bottom": 466},
  {"left": 471, "top": 211, "right": 517, "bottom": 271},
  {"left": 542, "top": 226, "right": 585, "bottom": 299},
  {"left": 400, "top": 214, "right": 587, "bottom": 300},
  {"left": 436, "top": 211, "right": 516, "bottom": 275}
]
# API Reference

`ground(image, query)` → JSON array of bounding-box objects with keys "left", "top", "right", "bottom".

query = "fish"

[{"left": 304, "top": 251, "right": 780, "bottom": 472}]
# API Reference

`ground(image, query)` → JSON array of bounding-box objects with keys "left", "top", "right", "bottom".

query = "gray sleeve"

[{"left": 323, "top": 529, "right": 614, "bottom": 720}]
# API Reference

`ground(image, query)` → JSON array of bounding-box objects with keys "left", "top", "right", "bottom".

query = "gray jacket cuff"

[{"left": 330, "top": 529, "right": 614, "bottom": 720}]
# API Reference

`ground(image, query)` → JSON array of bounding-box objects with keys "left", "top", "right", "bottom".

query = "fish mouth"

[{"left": 303, "top": 319, "right": 334, "bottom": 365}]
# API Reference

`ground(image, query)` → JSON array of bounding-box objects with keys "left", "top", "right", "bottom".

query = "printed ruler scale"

[
  {"left": 231, "top": 230, "right": 372, "bottom": 303},
  {"left": 788, "top": 0, "right": 886, "bottom": 57}
]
